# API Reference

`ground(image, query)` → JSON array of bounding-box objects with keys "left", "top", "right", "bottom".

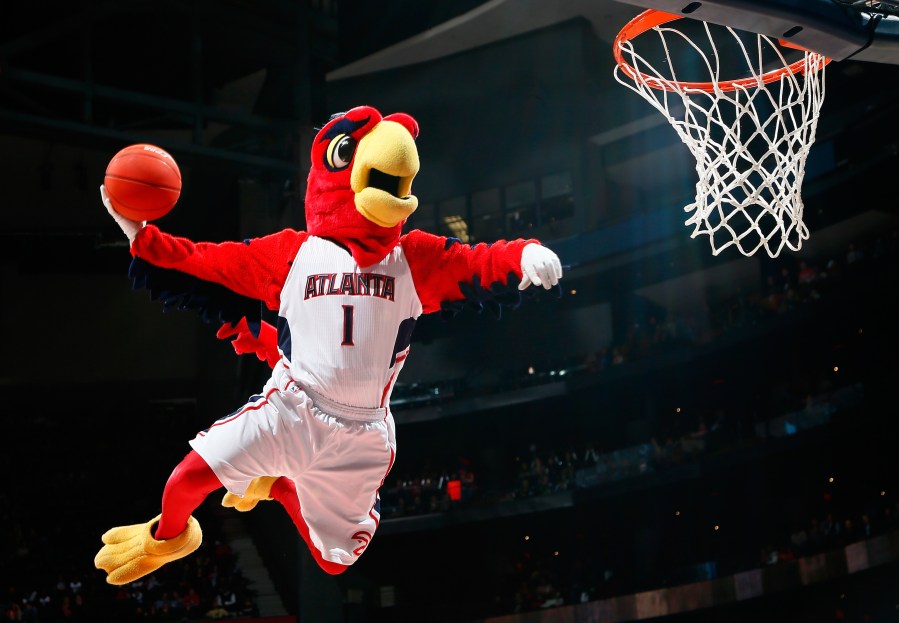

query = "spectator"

[
  {"left": 582, "top": 443, "right": 600, "bottom": 467},
  {"left": 797, "top": 259, "right": 818, "bottom": 285},
  {"left": 821, "top": 512, "right": 841, "bottom": 545},
  {"left": 846, "top": 242, "right": 864, "bottom": 265},
  {"left": 860, "top": 514, "right": 874, "bottom": 538},
  {"left": 222, "top": 586, "right": 239, "bottom": 614},
  {"left": 843, "top": 518, "right": 858, "bottom": 544},
  {"left": 790, "top": 525, "right": 809, "bottom": 556},
  {"left": 205, "top": 593, "right": 230, "bottom": 620},
  {"left": 181, "top": 587, "right": 201, "bottom": 618}
]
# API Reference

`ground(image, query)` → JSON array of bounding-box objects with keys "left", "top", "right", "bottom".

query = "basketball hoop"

[{"left": 613, "top": 9, "right": 831, "bottom": 258}]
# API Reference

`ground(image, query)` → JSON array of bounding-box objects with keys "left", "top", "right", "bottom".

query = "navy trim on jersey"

[
  {"left": 277, "top": 315, "right": 292, "bottom": 361},
  {"left": 389, "top": 317, "right": 416, "bottom": 367}
]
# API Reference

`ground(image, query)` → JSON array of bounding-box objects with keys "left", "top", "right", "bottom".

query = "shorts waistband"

[
  {"left": 295, "top": 383, "right": 387, "bottom": 423},
  {"left": 272, "top": 361, "right": 387, "bottom": 422}
]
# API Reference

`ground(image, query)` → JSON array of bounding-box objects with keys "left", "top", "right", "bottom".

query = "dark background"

[{"left": 1, "top": 1, "right": 898, "bottom": 622}]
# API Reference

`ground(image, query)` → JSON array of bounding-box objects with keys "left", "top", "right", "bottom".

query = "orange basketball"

[{"left": 104, "top": 144, "right": 182, "bottom": 221}]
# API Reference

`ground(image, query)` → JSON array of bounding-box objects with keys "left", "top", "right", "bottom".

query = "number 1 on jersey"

[{"left": 341, "top": 305, "right": 355, "bottom": 346}]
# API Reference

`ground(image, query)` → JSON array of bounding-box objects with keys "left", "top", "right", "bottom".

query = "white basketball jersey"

[{"left": 275, "top": 236, "right": 423, "bottom": 411}]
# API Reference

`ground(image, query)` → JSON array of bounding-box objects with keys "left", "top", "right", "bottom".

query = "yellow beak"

[{"left": 351, "top": 120, "right": 419, "bottom": 228}]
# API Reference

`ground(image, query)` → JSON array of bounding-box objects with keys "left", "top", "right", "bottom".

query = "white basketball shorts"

[{"left": 189, "top": 375, "right": 397, "bottom": 566}]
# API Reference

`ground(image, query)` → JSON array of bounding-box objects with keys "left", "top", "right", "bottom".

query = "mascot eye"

[{"left": 326, "top": 134, "right": 357, "bottom": 170}]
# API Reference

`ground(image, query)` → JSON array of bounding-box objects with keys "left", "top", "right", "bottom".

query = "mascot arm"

[
  {"left": 401, "top": 229, "right": 540, "bottom": 314},
  {"left": 131, "top": 225, "right": 308, "bottom": 311}
]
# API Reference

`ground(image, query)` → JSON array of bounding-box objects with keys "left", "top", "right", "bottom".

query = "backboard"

[{"left": 612, "top": 0, "right": 899, "bottom": 64}]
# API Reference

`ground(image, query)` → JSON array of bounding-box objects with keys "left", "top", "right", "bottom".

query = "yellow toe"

[
  {"left": 95, "top": 515, "right": 202, "bottom": 585},
  {"left": 222, "top": 476, "right": 278, "bottom": 512}
]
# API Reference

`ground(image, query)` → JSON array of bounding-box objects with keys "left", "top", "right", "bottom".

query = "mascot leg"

[
  {"left": 94, "top": 450, "right": 219, "bottom": 585},
  {"left": 156, "top": 450, "right": 221, "bottom": 538},
  {"left": 223, "top": 475, "right": 347, "bottom": 575},
  {"left": 269, "top": 477, "right": 348, "bottom": 576}
]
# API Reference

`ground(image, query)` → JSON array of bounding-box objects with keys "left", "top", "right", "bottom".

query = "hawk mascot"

[{"left": 95, "top": 105, "right": 563, "bottom": 584}]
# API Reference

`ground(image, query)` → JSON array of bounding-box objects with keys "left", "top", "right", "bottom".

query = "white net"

[{"left": 614, "top": 14, "right": 828, "bottom": 257}]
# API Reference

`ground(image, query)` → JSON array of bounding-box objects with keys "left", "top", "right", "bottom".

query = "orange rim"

[{"left": 613, "top": 9, "right": 831, "bottom": 93}]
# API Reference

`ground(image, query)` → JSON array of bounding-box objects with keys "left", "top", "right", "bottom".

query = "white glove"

[
  {"left": 518, "top": 243, "right": 563, "bottom": 290},
  {"left": 100, "top": 185, "right": 144, "bottom": 244}
]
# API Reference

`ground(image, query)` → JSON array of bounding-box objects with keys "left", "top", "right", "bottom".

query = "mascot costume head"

[{"left": 305, "top": 106, "right": 420, "bottom": 267}]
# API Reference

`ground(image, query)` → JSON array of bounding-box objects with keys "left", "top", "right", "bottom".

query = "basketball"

[{"left": 104, "top": 144, "right": 182, "bottom": 221}]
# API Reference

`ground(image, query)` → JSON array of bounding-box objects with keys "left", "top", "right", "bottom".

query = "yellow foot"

[
  {"left": 94, "top": 514, "right": 202, "bottom": 585},
  {"left": 221, "top": 476, "right": 279, "bottom": 512}
]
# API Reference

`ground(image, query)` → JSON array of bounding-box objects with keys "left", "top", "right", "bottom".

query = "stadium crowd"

[{"left": 2, "top": 229, "right": 895, "bottom": 622}]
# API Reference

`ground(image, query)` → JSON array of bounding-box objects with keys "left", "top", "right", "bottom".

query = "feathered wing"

[
  {"left": 128, "top": 225, "right": 309, "bottom": 367},
  {"left": 402, "top": 229, "right": 560, "bottom": 320},
  {"left": 129, "top": 257, "right": 265, "bottom": 335}
]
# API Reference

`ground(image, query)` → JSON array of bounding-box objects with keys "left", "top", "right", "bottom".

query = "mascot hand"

[
  {"left": 519, "top": 243, "right": 562, "bottom": 290},
  {"left": 101, "top": 185, "right": 145, "bottom": 243}
]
